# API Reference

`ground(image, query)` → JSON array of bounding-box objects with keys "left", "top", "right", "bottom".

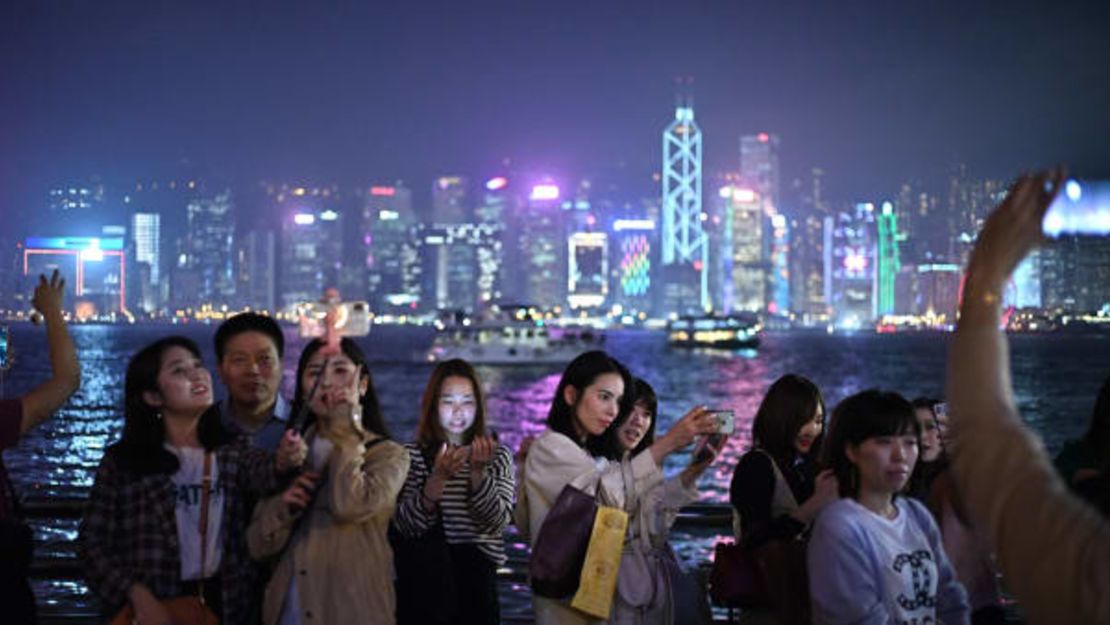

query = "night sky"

[{"left": 3, "top": 0, "right": 1110, "bottom": 225}]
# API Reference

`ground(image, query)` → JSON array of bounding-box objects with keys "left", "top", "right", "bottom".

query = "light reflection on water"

[{"left": 5, "top": 323, "right": 1109, "bottom": 612}]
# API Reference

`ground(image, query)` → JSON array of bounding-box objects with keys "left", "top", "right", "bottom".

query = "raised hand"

[
  {"left": 276, "top": 429, "right": 308, "bottom": 472},
  {"left": 469, "top": 435, "right": 496, "bottom": 488},
  {"left": 32, "top": 269, "right": 66, "bottom": 318}
]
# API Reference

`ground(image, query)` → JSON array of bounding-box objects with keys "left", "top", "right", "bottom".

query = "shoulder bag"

[{"left": 109, "top": 452, "right": 218, "bottom": 625}]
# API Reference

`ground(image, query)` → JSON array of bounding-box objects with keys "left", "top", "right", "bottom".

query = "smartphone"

[
  {"left": 1043, "top": 179, "right": 1110, "bottom": 237},
  {"left": 0, "top": 326, "right": 9, "bottom": 370},
  {"left": 708, "top": 409, "right": 735, "bottom": 435},
  {"left": 297, "top": 301, "right": 372, "bottom": 339},
  {"left": 693, "top": 433, "right": 726, "bottom": 463}
]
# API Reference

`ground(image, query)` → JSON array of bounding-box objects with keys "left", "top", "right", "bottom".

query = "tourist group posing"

[{"left": 2, "top": 170, "right": 1107, "bottom": 625}]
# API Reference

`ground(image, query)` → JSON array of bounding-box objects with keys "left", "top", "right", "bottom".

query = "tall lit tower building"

[
  {"left": 362, "top": 184, "right": 421, "bottom": 311},
  {"left": 130, "top": 212, "right": 161, "bottom": 313},
  {"left": 740, "top": 133, "right": 781, "bottom": 209},
  {"left": 661, "top": 94, "right": 708, "bottom": 313},
  {"left": 875, "top": 202, "right": 902, "bottom": 317},
  {"left": 720, "top": 186, "right": 765, "bottom": 312},
  {"left": 433, "top": 176, "right": 469, "bottom": 223},
  {"left": 788, "top": 168, "right": 830, "bottom": 325},
  {"left": 518, "top": 182, "right": 567, "bottom": 309},
  {"left": 182, "top": 190, "right": 236, "bottom": 306}
]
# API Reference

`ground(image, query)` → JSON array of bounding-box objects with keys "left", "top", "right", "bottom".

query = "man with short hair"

[{"left": 214, "top": 312, "right": 290, "bottom": 451}]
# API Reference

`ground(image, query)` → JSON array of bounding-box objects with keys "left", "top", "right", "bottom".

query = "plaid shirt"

[
  {"left": 80, "top": 438, "right": 282, "bottom": 625},
  {"left": 0, "top": 398, "right": 23, "bottom": 520}
]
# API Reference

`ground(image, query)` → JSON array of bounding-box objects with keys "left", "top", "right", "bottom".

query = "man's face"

[{"left": 218, "top": 331, "right": 282, "bottom": 410}]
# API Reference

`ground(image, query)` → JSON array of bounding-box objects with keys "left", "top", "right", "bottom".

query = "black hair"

[
  {"left": 751, "top": 374, "right": 826, "bottom": 470},
  {"left": 547, "top": 350, "right": 632, "bottom": 459},
  {"left": 291, "top": 337, "right": 390, "bottom": 438},
  {"left": 822, "top": 389, "right": 921, "bottom": 498},
  {"left": 599, "top": 377, "right": 657, "bottom": 458},
  {"left": 114, "top": 336, "right": 235, "bottom": 474},
  {"left": 214, "top": 312, "right": 285, "bottom": 362}
]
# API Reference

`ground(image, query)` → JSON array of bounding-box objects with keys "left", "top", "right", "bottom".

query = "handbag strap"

[
  {"left": 620, "top": 455, "right": 651, "bottom": 551},
  {"left": 197, "top": 451, "right": 212, "bottom": 603}
]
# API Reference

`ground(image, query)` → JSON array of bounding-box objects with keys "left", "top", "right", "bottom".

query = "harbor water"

[{"left": 4, "top": 323, "right": 1109, "bottom": 618}]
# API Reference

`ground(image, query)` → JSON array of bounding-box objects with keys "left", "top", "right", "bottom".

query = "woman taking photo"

[
  {"left": 607, "top": 378, "right": 721, "bottom": 625},
  {"left": 516, "top": 350, "right": 717, "bottom": 625},
  {"left": 247, "top": 337, "right": 409, "bottom": 625},
  {"left": 808, "top": 390, "right": 969, "bottom": 625},
  {"left": 392, "top": 358, "right": 515, "bottom": 625},
  {"left": 81, "top": 336, "right": 304, "bottom": 625}
]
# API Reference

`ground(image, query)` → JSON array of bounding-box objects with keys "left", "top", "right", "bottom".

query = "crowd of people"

[{"left": 1, "top": 170, "right": 1108, "bottom": 625}]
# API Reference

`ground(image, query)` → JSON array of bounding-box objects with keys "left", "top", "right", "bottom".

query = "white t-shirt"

[{"left": 168, "top": 446, "right": 225, "bottom": 581}]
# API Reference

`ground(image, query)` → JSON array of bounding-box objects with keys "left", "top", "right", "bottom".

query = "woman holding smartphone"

[
  {"left": 515, "top": 351, "right": 717, "bottom": 625},
  {"left": 808, "top": 390, "right": 969, "bottom": 625},
  {"left": 606, "top": 377, "right": 721, "bottom": 625},
  {"left": 392, "top": 358, "right": 515, "bottom": 625},
  {"left": 247, "top": 337, "right": 409, "bottom": 625}
]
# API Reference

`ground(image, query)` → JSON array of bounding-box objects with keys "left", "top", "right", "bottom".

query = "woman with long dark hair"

[
  {"left": 516, "top": 351, "right": 716, "bottom": 625},
  {"left": 392, "top": 358, "right": 514, "bottom": 625},
  {"left": 247, "top": 337, "right": 409, "bottom": 625},
  {"left": 606, "top": 378, "right": 721, "bottom": 625},
  {"left": 808, "top": 390, "right": 969, "bottom": 625},
  {"left": 80, "top": 336, "right": 303, "bottom": 625},
  {"left": 729, "top": 374, "right": 838, "bottom": 548}
]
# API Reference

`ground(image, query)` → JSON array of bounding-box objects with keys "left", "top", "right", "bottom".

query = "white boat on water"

[{"left": 426, "top": 320, "right": 604, "bottom": 364}]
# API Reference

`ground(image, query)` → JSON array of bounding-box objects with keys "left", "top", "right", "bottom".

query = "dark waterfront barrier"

[{"left": 22, "top": 497, "right": 733, "bottom": 625}]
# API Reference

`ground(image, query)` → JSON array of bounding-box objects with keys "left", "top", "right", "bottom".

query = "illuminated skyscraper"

[
  {"left": 720, "top": 186, "right": 765, "bottom": 313},
  {"left": 130, "top": 212, "right": 161, "bottom": 313},
  {"left": 182, "top": 190, "right": 236, "bottom": 306},
  {"left": 740, "top": 133, "right": 781, "bottom": 210},
  {"left": 661, "top": 95, "right": 708, "bottom": 313},
  {"left": 518, "top": 183, "right": 567, "bottom": 309},
  {"left": 875, "top": 202, "right": 901, "bottom": 316},
  {"left": 826, "top": 202, "right": 877, "bottom": 329},
  {"left": 363, "top": 184, "right": 421, "bottom": 311},
  {"left": 235, "top": 230, "right": 276, "bottom": 312},
  {"left": 788, "top": 168, "right": 830, "bottom": 325},
  {"left": 279, "top": 206, "right": 344, "bottom": 311},
  {"left": 610, "top": 218, "right": 655, "bottom": 316},
  {"left": 433, "top": 176, "right": 469, "bottom": 223},
  {"left": 567, "top": 232, "right": 608, "bottom": 309},
  {"left": 419, "top": 223, "right": 501, "bottom": 312}
]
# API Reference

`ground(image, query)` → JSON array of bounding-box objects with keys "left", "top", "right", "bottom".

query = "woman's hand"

[
  {"left": 681, "top": 434, "right": 729, "bottom": 487},
  {"left": 281, "top": 471, "right": 320, "bottom": 514},
  {"left": 792, "top": 469, "right": 839, "bottom": 525},
  {"left": 276, "top": 430, "right": 308, "bottom": 473},
  {"left": 965, "top": 169, "right": 1065, "bottom": 298},
  {"left": 128, "top": 583, "right": 170, "bottom": 625},
  {"left": 650, "top": 406, "right": 718, "bottom": 465},
  {"left": 423, "top": 443, "right": 469, "bottom": 510},
  {"left": 32, "top": 269, "right": 66, "bottom": 318},
  {"left": 469, "top": 435, "right": 496, "bottom": 488}
]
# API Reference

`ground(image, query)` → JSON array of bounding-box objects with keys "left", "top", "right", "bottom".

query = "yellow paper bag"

[{"left": 570, "top": 504, "right": 629, "bottom": 619}]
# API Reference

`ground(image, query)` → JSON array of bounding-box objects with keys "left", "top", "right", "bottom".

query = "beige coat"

[
  {"left": 247, "top": 431, "right": 410, "bottom": 625},
  {"left": 515, "top": 430, "right": 664, "bottom": 625}
]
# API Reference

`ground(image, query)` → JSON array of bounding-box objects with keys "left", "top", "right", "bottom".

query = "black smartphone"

[{"left": 693, "top": 433, "right": 726, "bottom": 463}]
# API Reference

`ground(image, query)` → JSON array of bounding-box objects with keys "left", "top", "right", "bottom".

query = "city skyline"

[{"left": 4, "top": 1, "right": 1110, "bottom": 230}]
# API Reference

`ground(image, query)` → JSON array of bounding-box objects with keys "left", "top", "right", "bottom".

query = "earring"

[{"left": 154, "top": 410, "right": 163, "bottom": 421}]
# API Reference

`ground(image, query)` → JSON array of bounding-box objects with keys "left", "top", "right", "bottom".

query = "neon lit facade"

[
  {"left": 721, "top": 186, "right": 765, "bottom": 313},
  {"left": 23, "top": 237, "right": 127, "bottom": 315},
  {"left": 567, "top": 232, "right": 608, "bottom": 309},
  {"left": 875, "top": 202, "right": 901, "bottom": 316},
  {"left": 661, "top": 98, "right": 708, "bottom": 312},
  {"left": 827, "top": 203, "right": 876, "bottom": 329}
]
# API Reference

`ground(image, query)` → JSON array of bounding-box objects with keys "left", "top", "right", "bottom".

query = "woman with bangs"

[
  {"left": 81, "top": 336, "right": 305, "bottom": 625},
  {"left": 729, "top": 374, "right": 838, "bottom": 550},
  {"left": 808, "top": 390, "right": 969, "bottom": 625},
  {"left": 247, "top": 337, "right": 409, "bottom": 625},
  {"left": 392, "top": 358, "right": 515, "bottom": 625},
  {"left": 607, "top": 377, "right": 722, "bottom": 625},
  {"left": 515, "top": 351, "right": 717, "bottom": 625}
]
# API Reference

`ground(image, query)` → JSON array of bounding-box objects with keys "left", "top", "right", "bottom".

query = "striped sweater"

[{"left": 392, "top": 442, "right": 515, "bottom": 566}]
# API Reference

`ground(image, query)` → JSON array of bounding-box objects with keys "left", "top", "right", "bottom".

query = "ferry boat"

[
  {"left": 427, "top": 311, "right": 604, "bottom": 364},
  {"left": 667, "top": 314, "right": 762, "bottom": 349}
]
